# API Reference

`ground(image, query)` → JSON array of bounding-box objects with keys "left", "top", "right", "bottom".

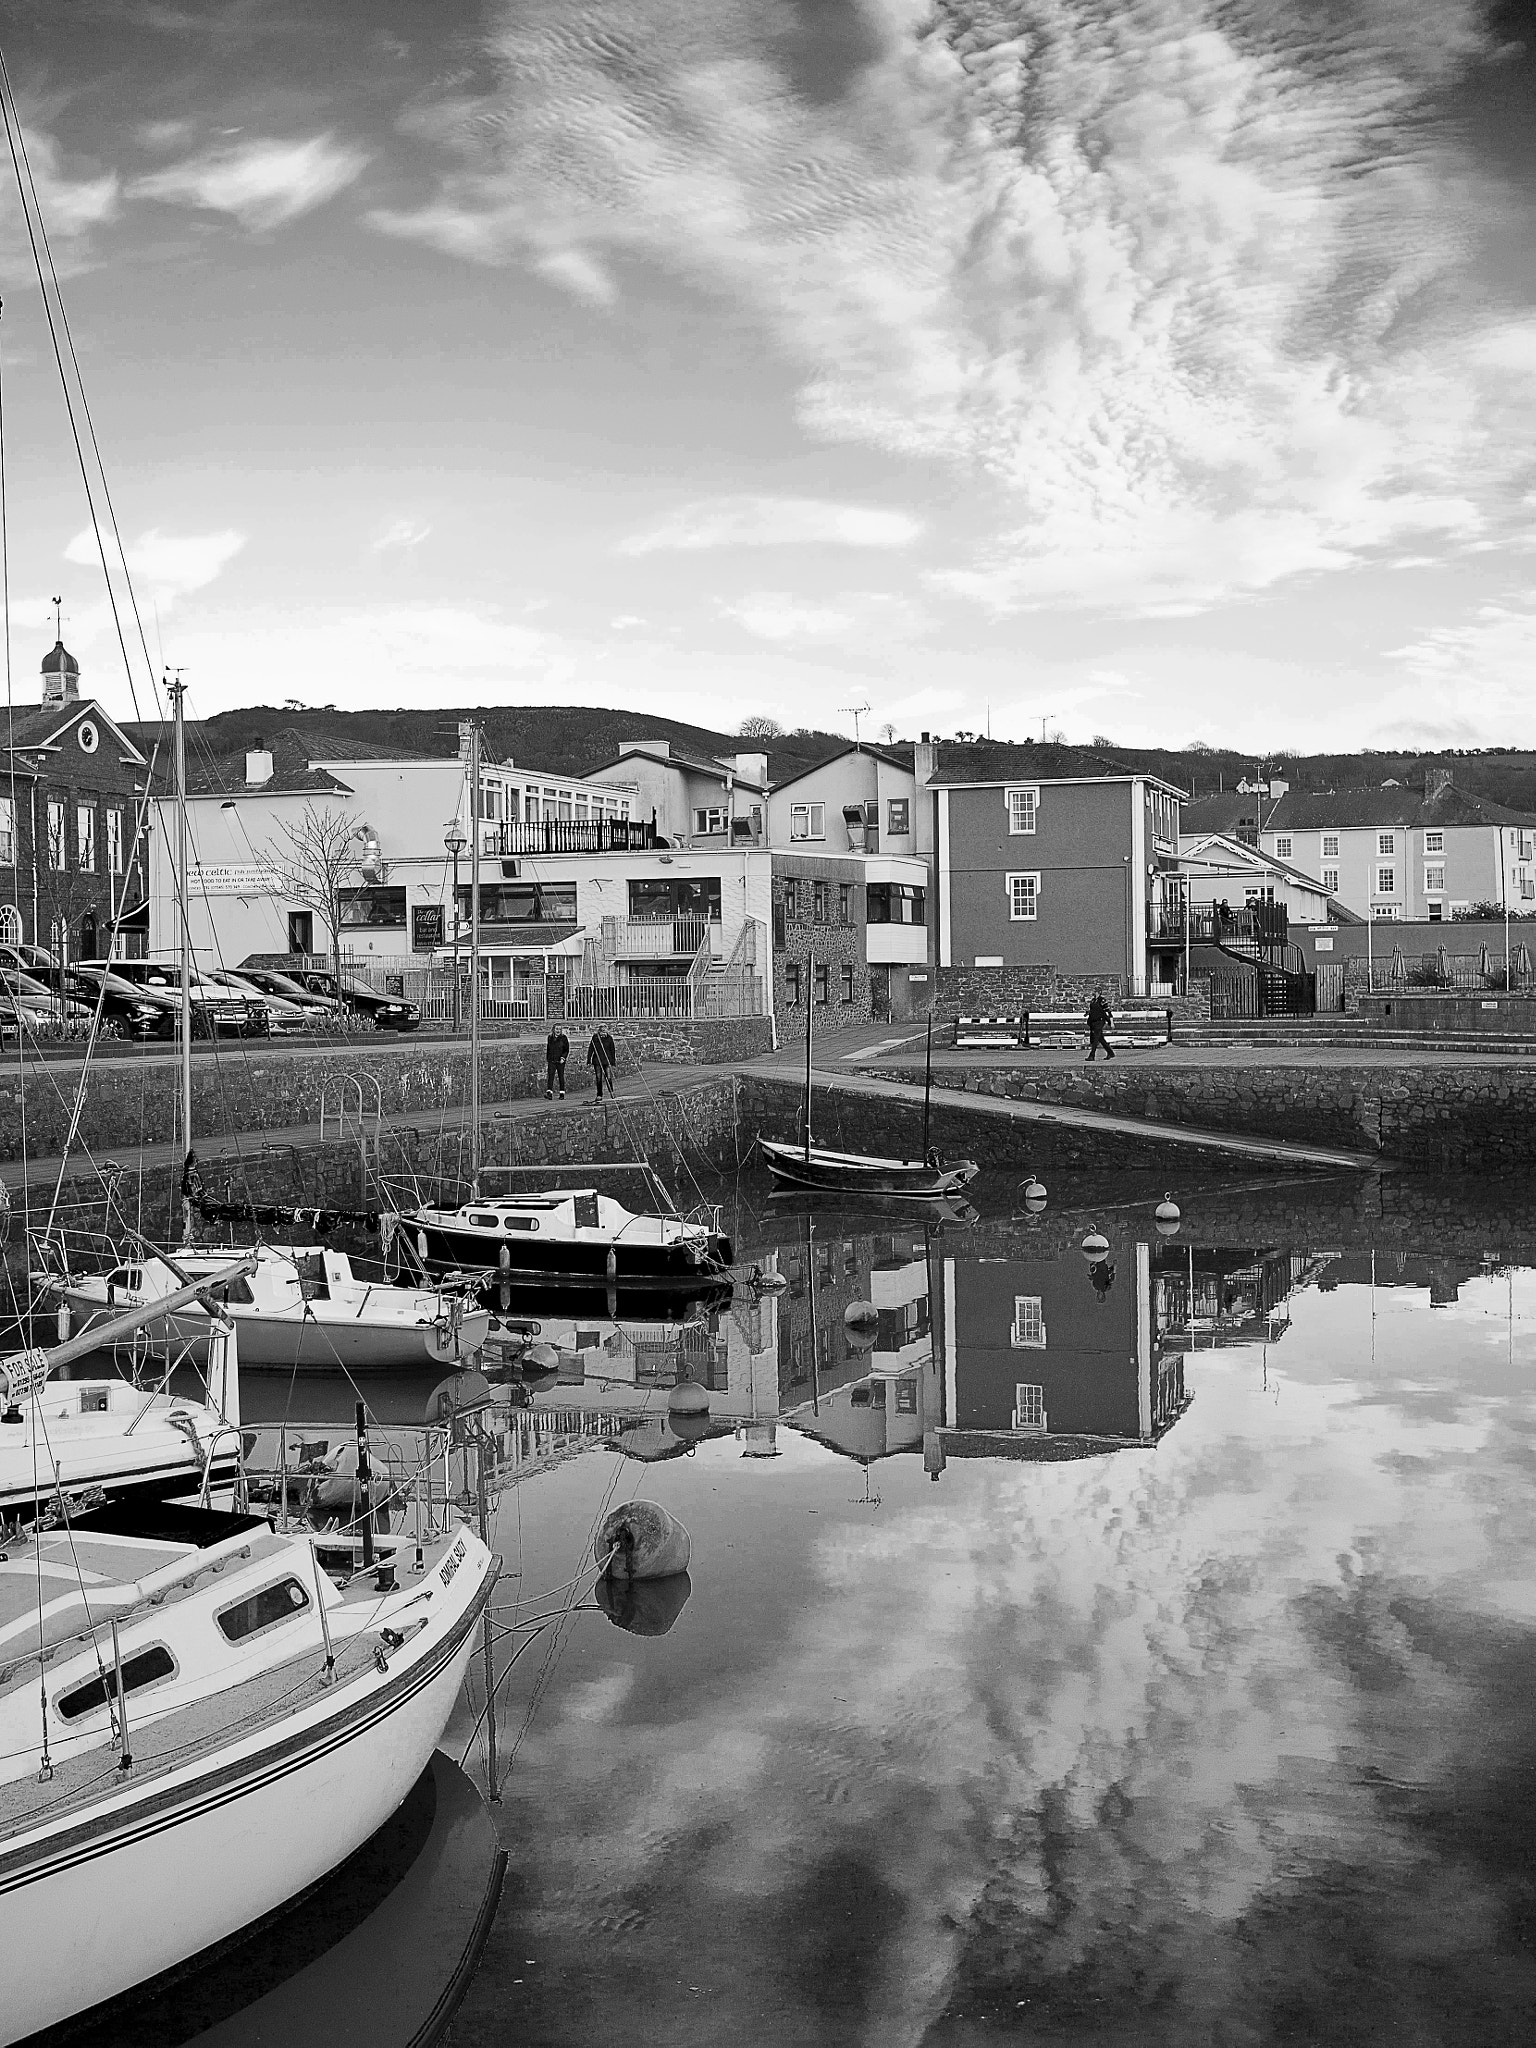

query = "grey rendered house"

[
  {"left": 1255, "top": 773, "right": 1536, "bottom": 923},
  {"left": 927, "top": 741, "right": 1184, "bottom": 1004}
]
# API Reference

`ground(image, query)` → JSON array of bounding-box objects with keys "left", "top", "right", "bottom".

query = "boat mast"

[
  {"left": 171, "top": 674, "right": 193, "bottom": 1241},
  {"left": 922, "top": 1013, "right": 933, "bottom": 1161},
  {"left": 468, "top": 719, "right": 482, "bottom": 1199},
  {"left": 803, "top": 943, "right": 814, "bottom": 1164}
]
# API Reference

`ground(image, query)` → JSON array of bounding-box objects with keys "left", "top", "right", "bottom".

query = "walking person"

[
  {"left": 1086, "top": 988, "right": 1115, "bottom": 1062},
  {"left": 545, "top": 1022, "right": 569, "bottom": 1099},
  {"left": 587, "top": 1023, "right": 618, "bottom": 1099}
]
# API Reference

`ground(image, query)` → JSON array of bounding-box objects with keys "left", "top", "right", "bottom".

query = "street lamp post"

[{"left": 444, "top": 824, "right": 466, "bottom": 1032}]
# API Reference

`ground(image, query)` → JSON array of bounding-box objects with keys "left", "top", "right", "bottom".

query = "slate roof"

[
  {"left": 157, "top": 727, "right": 355, "bottom": 799},
  {"left": 0, "top": 700, "right": 148, "bottom": 766},
  {"left": 928, "top": 739, "right": 1184, "bottom": 792},
  {"left": 593, "top": 741, "right": 768, "bottom": 791},
  {"left": 1266, "top": 786, "right": 1536, "bottom": 831},
  {"left": 1178, "top": 794, "right": 1265, "bottom": 837}
]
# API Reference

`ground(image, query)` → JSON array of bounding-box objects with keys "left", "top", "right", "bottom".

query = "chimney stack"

[
  {"left": 1425, "top": 766, "right": 1453, "bottom": 802},
  {"left": 245, "top": 741, "right": 275, "bottom": 788}
]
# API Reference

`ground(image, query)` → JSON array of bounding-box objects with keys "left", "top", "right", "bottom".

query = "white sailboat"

[{"left": 0, "top": 1485, "right": 495, "bottom": 2042}]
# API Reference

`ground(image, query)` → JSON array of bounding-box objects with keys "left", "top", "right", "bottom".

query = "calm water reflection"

[{"left": 444, "top": 1207, "right": 1536, "bottom": 2047}]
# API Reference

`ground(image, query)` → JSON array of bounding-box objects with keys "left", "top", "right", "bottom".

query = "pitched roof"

[
  {"left": 592, "top": 741, "right": 768, "bottom": 790},
  {"left": 0, "top": 699, "right": 148, "bottom": 767},
  {"left": 770, "top": 740, "right": 915, "bottom": 793},
  {"left": 1179, "top": 793, "right": 1265, "bottom": 836},
  {"left": 1266, "top": 786, "right": 1536, "bottom": 831},
  {"left": 298, "top": 732, "right": 440, "bottom": 763},
  {"left": 159, "top": 727, "right": 355, "bottom": 799},
  {"left": 1179, "top": 831, "right": 1364, "bottom": 923},
  {"left": 928, "top": 739, "right": 1185, "bottom": 792}
]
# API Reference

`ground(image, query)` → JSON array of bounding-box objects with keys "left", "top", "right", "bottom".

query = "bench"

[{"left": 950, "top": 1009, "right": 1174, "bottom": 1050}]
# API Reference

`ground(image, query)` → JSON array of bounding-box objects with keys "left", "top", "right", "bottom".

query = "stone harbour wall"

[
  {"left": 934, "top": 965, "right": 1205, "bottom": 1020},
  {"left": 0, "top": 1018, "right": 770, "bottom": 1163},
  {"left": 880, "top": 1060, "right": 1536, "bottom": 1170}
]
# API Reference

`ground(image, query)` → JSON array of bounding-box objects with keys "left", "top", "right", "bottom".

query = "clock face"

[{"left": 77, "top": 720, "right": 100, "bottom": 754}]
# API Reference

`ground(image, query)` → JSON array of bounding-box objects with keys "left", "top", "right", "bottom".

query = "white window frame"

[
  {"left": 1006, "top": 786, "right": 1038, "bottom": 835},
  {"left": 1274, "top": 836, "right": 1292, "bottom": 860},
  {"left": 46, "top": 799, "right": 65, "bottom": 870},
  {"left": 0, "top": 794, "right": 11, "bottom": 865},
  {"left": 1321, "top": 867, "right": 1339, "bottom": 893},
  {"left": 1424, "top": 830, "right": 1443, "bottom": 854},
  {"left": 106, "top": 808, "right": 124, "bottom": 876},
  {"left": 76, "top": 804, "right": 96, "bottom": 873},
  {"left": 1376, "top": 866, "right": 1396, "bottom": 896},
  {"left": 1006, "top": 871, "right": 1039, "bottom": 921},
  {"left": 1011, "top": 1296, "right": 1046, "bottom": 1349},
  {"left": 1012, "top": 1383, "right": 1046, "bottom": 1433},
  {"left": 692, "top": 806, "right": 728, "bottom": 835},
  {"left": 1424, "top": 864, "right": 1446, "bottom": 894},
  {"left": 790, "top": 802, "right": 825, "bottom": 841},
  {"left": 1372, "top": 903, "right": 1401, "bottom": 920},
  {"left": 1321, "top": 833, "right": 1339, "bottom": 859},
  {"left": 1378, "top": 832, "right": 1395, "bottom": 857}
]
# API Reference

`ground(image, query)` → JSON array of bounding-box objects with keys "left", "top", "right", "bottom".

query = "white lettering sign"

[{"left": 192, "top": 863, "right": 281, "bottom": 897}]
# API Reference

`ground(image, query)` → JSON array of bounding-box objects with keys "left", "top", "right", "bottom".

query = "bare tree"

[
  {"left": 737, "top": 714, "right": 784, "bottom": 739},
  {"left": 879, "top": 722, "right": 898, "bottom": 745},
  {"left": 265, "top": 803, "right": 361, "bottom": 987}
]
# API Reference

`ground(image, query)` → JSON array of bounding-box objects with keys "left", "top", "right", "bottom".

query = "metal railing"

[
  {"left": 1148, "top": 903, "right": 1290, "bottom": 947},
  {"left": 609, "top": 915, "right": 719, "bottom": 960},
  {"left": 481, "top": 818, "right": 658, "bottom": 857}
]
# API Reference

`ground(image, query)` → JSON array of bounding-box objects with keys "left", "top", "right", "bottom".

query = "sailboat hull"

[{"left": 759, "top": 1138, "right": 977, "bottom": 1196}]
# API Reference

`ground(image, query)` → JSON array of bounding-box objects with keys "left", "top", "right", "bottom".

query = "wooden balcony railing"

[{"left": 482, "top": 818, "right": 658, "bottom": 857}]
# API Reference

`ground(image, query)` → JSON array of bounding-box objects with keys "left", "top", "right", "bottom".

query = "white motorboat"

[
  {"left": 0, "top": 1490, "right": 495, "bottom": 2043},
  {"left": 39, "top": 1241, "right": 491, "bottom": 1373},
  {"left": 0, "top": 1263, "right": 251, "bottom": 1524},
  {"left": 387, "top": 1185, "right": 733, "bottom": 1292}
]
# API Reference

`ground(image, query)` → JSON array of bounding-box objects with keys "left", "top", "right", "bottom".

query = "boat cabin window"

[
  {"left": 105, "top": 1266, "right": 142, "bottom": 1292},
  {"left": 294, "top": 1251, "right": 329, "bottom": 1302},
  {"left": 216, "top": 1578, "right": 311, "bottom": 1643},
  {"left": 573, "top": 1193, "right": 600, "bottom": 1230},
  {"left": 80, "top": 1387, "right": 109, "bottom": 1414},
  {"left": 207, "top": 1276, "right": 255, "bottom": 1305},
  {"left": 57, "top": 1644, "right": 176, "bottom": 1722},
  {"left": 470, "top": 1214, "right": 498, "bottom": 1230},
  {"left": 504, "top": 1216, "right": 538, "bottom": 1232}
]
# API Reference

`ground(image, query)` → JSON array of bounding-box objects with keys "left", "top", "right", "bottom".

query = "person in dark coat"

[
  {"left": 545, "top": 1023, "right": 569, "bottom": 1099},
  {"left": 587, "top": 1025, "right": 618, "bottom": 1098},
  {"left": 1086, "top": 988, "right": 1115, "bottom": 1062}
]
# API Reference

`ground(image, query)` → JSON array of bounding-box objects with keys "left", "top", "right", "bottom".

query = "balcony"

[
  {"left": 481, "top": 818, "right": 660, "bottom": 858},
  {"left": 611, "top": 915, "right": 720, "bottom": 960},
  {"left": 1147, "top": 903, "right": 1290, "bottom": 947}
]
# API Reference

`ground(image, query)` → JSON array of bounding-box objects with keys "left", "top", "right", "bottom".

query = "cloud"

[
  {"left": 371, "top": 518, "right": 431, "bottom": 554},
  {"left": 621, "top": 496, "right": 923, "bottom": 555},
  {"left": 370, "top": 0, "right": 1526, "bottom": 616},
  {"left": 130, "top": 135, "right": 367, "bottom": 230},
  {"left": 65, "top": 525, "right": 245, "bottom": 604},
  {"left": 721, "top": 592, "right": 856, "bottom": 641}
]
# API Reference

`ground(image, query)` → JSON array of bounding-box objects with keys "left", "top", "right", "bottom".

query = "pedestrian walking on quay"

[
  {"left": 545, "top": 1023, "right": 570, "bottom": 1098},
  {"left": 588, "top": 1024, "right": 618, "bottom": 1099},
  {"left": 1086, "top": 988, "right": 1115, "bottom": 1062}
]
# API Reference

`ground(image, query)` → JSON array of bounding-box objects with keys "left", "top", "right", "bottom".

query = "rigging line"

[
  {"left": 0, "top": 63, "right": 151, "bottom": 726},
  {"left": 0, "top": 298, "right": 32, "bottom": 1249}
]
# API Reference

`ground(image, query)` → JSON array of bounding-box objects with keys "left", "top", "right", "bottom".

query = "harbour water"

[
  {"left": 437, "top": 1175, "right": 1536, "bottom": 2046},
  {"left": 16, "top": 1166, "right": 1536, "bottom": 2043}
]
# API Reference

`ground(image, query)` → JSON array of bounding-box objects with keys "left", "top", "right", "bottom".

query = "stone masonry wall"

[
  {"left": 881, "top": 1060, "right": 1536, "bottom": 1170},
  {"left": 936, "top": 965, "right": 1205, "bottom": 1021},
  {"left": 773, "top": 865, "right": 870, "bottom": 1025},
  {"left": 0, "top": 1017, "right": 770, "bottom": 1163}
]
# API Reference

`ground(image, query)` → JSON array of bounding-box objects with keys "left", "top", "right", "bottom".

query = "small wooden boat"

[
  {"left": 385, "top": 1183, "right": 733, "bottom": 1290},
  {"left": 762, "top": 967, "right": 977, "bottom": 1199}
]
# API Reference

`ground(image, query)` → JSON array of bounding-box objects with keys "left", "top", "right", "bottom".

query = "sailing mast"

[
  {"left": 466, "top": 720, "right": 482, "bottom": 1200},
  {"left": 170, "top": 674, "right": 193, "bottom": 1241},
  {"left": 921, "top": 1013, "right": 933, "bottom": 1162},
  {"left": 803, "top": 943, "right": 814, "bottom": 1165}
]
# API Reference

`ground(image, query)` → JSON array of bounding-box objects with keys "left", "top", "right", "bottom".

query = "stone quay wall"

[
  {"left": 10, "top": 1076, "right": 745, "bottom": 1251},
  {"left": 934, "top": 965, "right": 1205, "bottom": 1021},
  {"left": 0, "top": 1019, "right": 769, "bottom": 1164},
  {"left": 879, "top": 1060, "right": 1536, "bottom": 1170}
]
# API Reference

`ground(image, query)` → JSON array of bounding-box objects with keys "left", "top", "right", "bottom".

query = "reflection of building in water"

[
  {"left": 784, "top": 1234, "right": 939, "bottom": 1465},
  {"left": 936, "top": 1245, "right": 1189, "bottom": 1464},
  {"left": 1318, "top": 1250, "right": 1488, "bottom": 1307},
  {"left": 1151, "top": 1247, "right": 1338, "bottom": 1350}
]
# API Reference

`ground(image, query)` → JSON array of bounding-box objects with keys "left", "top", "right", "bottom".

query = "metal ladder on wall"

[{"left": 318, "top": 1071, "right": 385, "bottom": 1203}]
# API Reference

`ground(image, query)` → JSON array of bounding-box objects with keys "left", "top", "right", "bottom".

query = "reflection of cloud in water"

[{"left": 509, "top": 1355, "right": 1536, "bottom": 2042}]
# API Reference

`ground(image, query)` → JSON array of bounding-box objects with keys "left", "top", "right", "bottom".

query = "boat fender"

[
  {"left": 605, "top": 1248, "right": 618, "bottom": 1280},
  {"left": 667, "top": 1379, "right": 709, "bottom": 1417},
  {"left": 56, "top": 1303, "right": 70, "bottom": 1344},
  {"left": 498, "top": 1244, "right": 511, "bottom": 1271},
  {"left": 416, "top": 1231, "right": 428, "bottom": 1266},
  {"left": 844, "top": 1301, "right": 878, "bottom": 1329},
  {"left": 596, "top": 1500, "right": 692, "bottom": 1580}
]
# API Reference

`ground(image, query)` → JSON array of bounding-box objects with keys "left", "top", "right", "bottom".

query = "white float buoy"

[
  {"left": 1081, "top": 1230, "right": 1110, "bottom": 1262},
  {"left": 596, "top": 1499, "right": 692, "bottom": 1580},
  {"left": 1022, "top": 1176, "right": 1047, "bottom": 1208},
  {"left": 844, "top": 1301, "right": 878, "bottom": 1329},
  {"left": 754, "top": 1266, "right": 788, "bottom": 1292},
  {"left": 1155, "top": 1193, "right": 1182, "bottom": 1237},
  {"left": 667, "top": 1378, "right": 710, "bottom": 1417}
]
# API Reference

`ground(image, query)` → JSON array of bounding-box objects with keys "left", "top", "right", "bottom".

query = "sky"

[{"left": 0, "top": 0, "right": 1533, "bottom": 754}]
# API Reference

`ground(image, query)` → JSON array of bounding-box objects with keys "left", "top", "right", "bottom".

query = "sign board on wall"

[
  {"left": 192, "top": 863, "right": 281, "bottom": 896},
  {"left": 411, "top": 904, "right": 445, "bottom": 952}
]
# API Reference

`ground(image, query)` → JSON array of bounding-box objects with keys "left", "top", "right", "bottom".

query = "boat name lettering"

[{"left": 439, "top": 1535, "right": 468, "bottom": 1587}]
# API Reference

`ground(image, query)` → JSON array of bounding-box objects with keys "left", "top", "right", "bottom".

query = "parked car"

[
  {"left": 233, "top": 968, "right": 342, "bottom": 1024},
  {"left": 79, "top": 959, "right": 269, "bottom": 1038},
  {"left": 203, "top": 968, "right": 318, "bottom": 1034},
  {"left": 287, "top": 969, "right": 419, "bottom": 1032},
  {"left": 0, "top": 965, "right": 92, "bottom": 1022},
  {"left": 69, "top": 966, "right": 180, "bottom": 1041}
]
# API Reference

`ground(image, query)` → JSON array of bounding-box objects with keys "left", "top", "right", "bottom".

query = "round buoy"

[
  {"left": 1081, "top": 1230, "right": 1110, "bottom": 1262},
  {"left": 754, "top": 1267, "right": 788, "bottom": 1293},
  {"left": 667, "top": 1409, "right": 713, "bottom": 1445},
  {"left": 521, "top": 1341, "right": 559, "bottom": 1377},
  {"left": 1022, "top": 1176, "right": 1047, "bottom": 1208},
  {"left": 667, "top": 1378, "right": 710, "bottom": 1417},
  {"left": 1155, "top": 1193, "right": 1181, "bottom": 1237},
  {"left": 596, "top": 1499, "right": 692, "bottom": 1580},
  {"left": 844, "top": 1301, "right": 878, "bottom": 1329}
]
